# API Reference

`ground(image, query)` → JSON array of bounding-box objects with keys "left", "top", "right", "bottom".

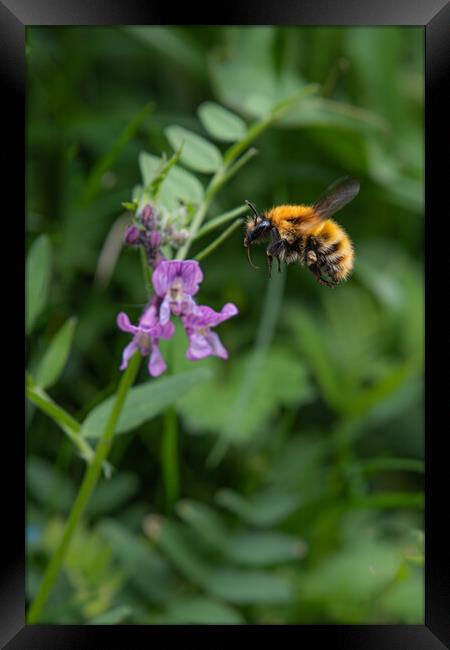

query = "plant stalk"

[{"left": 27, "top": 352, "right": 141, "bottom": 623}]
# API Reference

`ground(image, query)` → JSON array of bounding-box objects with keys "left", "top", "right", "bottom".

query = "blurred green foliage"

[{"left": 26, "top": 26, "right": 424, "bottom": 624}]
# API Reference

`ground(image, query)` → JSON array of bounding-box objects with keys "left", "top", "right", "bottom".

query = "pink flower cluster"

[{"left": 117, "top": 260, "right": 238, "bottom": 377}]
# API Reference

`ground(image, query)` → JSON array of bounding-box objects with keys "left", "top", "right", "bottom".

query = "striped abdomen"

[{"left": 308, "top": 218, "right": 354, "bottom": 281}]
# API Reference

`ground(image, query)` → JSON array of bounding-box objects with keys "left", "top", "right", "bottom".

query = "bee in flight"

[{"left": 243, "top": 176, "right": 360, "bottom": 287}]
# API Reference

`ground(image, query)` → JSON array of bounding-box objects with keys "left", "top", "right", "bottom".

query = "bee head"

[
  {"left": 243, "top": 200, "right": 271, "bottom": 270},
  {"left": 243, "top": 200, "right": 271, "bottom": 246}
]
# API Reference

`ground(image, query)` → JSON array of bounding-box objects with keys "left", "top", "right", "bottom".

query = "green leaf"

[
  {"left": 146, "top": 148, "right": 183, "bottom": 200},
  {"left": 268, "top": 435, "right": 329, "bottom": 497},
  {"left": 82, "top": 368, "right": 212, "bottom": 439},
  {"left": 380, "top": 571, "right": 424, "bottom": 624},
  {"left": 215, "top": 488, "right": 301, "bottom": 527},
  {"left": 139, "top": 152, "right": 204, "bottom": 204},
  {"left": 26, "top": 235, "right": 52, "bottom": 334},
  {"left": 198, "top": 102, "right": 247, "bottom": 142},
  {"left": 165, "top": 126, "right": 222, "bottom": 173},
  {"left": 348, "top": 362, "right": 416, "bottom": 419},
  {"left": 27, "top": 456, "right": 76, "bottom": 512},
  {"left": 121, "top": 200, "right": 138, "bottom": 212},
  {"left": 178, "top": 348, "right": 314, "bottom": 442},
  {"left": 87, "top": 472, "right": 140, "bottom": 518},
  {"left": 35, "top": 318, "right": 77, "bottom": 389},
  {"left": 209, "top": 28, "right": 303, "bottom": 118},
  {"left": 153, "top": 596, "right": 244, "bottom": 624},
  {"left": 25, "top": 370, "right": 35, "bottom": 389},
  {"left": 146, "top": 517, "right": 293, "bottom": 605},
  {"left": 226, "top": 531, "right": 306, "bottom": 566},
  {"left": 144, "top": 517, "right": 212, "bottom": 586},
  {"left": 301, "top": 538, "right": 402, "bottom": 621},
  {"left": 176, "top": 500, "right": 231, "bottom": 553},
  {"left": 169, "top": 164, "right": 204, "bottom": 203},
  {"left": 123, "top": 27, "right": 205, "bottom": 79},
  {"left": 90, "top": 606, "right": 132, "bottom": 624},
  {"left": 98, "top": 519, "right": 174, "bottom": 604},
  {"left": 208, "top": 568, "right": 293, "bottom": 604},
  {"left": 286, "top": 307, "right": 347, "bottom": 413}
]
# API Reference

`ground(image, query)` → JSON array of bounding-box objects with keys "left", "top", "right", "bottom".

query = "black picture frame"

[{"left": 5, "top": 0, "right": 450, "bottom": 647}]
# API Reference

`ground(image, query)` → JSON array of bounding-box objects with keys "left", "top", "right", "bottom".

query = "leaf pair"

[{"left": 165, "top": 102, "right": 248, "bottom": 173}]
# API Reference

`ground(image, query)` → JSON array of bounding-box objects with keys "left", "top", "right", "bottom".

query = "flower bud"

[
  {"left": 140, "top": 204, "right": 155, "bottom": 227},
  {"left": 150, "top": 231, "right": 162, "bottom": 247},
  {"left": 124, "top": 225, "right": 141, "bottom": 245}
]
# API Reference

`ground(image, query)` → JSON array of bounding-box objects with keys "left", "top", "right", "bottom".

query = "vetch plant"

[
  {"left": 26, "top": 89, "right": 319, "bottom": 622},
  {"left": 26, "top": 28, "right": 425, "bottom": 625},
  {"left": 117, "top": 196, "right": 239, "bottom": 375}
]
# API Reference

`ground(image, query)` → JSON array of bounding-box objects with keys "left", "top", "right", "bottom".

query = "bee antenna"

[
  {"left": 246, "top": 244, "right": 260, "bottom": 270},
  {"left": 245, "top": 199, "right": 259, "bottom": 226}
]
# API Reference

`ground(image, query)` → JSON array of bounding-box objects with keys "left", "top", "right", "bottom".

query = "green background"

[{"left": 26, "top": 26, "right": 424, "bottom": 624}]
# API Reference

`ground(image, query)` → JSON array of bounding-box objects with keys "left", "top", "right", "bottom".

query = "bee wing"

[{"left": 312, "top": 176, "right": 360, "bottom": 220}]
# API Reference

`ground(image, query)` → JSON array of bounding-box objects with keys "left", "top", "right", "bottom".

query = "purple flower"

[
  {"left": 182, "top": 303, "right": 239, "bottom": 361},
  {"left": 152, "top": 260, "right": 203, "bottom": 324},
  {"left": 117, "top": 304, "right": 174, "bottom": 377}
]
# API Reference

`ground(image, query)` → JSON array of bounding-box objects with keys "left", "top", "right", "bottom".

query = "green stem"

[
  {"left": 175, "top": 154, "right": 246, "bottom": 261},
  {"left": 209, "top": 147, "right": 258, "bottom": 196},
  {"left": 175, "top": 197, "right": 212, "bottom": 261},
  {"left": 348, "top": 457, "right": 425, "bottom": 476},
  {"left": 26, "top": 385, "right": 95, "bottom": 464},
  {"left": 140, "top": 246, "right": 152, "bottom": 292},
  {"left": 322, "top": 58, "right": 350, "bottom": 98},
  {"left": 223, "top": 116, "right": 273, "bottom": 165},
  {"left": 27, "top": 352, "right": 141, "bottom": 623},
  {"left": 194, "top": 219, "right": 243, "bottom": 262},
  {"left": 161, "top": 407, "right": 180, "bottom": 514},
  {"left": 192, "top": 205, "right": 247, "bottom": 242}
]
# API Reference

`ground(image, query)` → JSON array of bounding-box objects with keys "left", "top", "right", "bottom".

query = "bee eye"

[{"left": 254, "top": 220, "right": 271, "bottom": 237}]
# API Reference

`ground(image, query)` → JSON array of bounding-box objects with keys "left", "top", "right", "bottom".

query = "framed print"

[{"left": 3, "top": 0, "right": 450, "bottom": 647}]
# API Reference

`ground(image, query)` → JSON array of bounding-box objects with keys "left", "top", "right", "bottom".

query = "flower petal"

[
  {"left": 152, "top": 259, "right": 204, "bottom": 298},
  {"left": 186, "top": 331, "right": 213, "bottom": 361},
  {"left": 183, "top": 302, "right": 239, "bottom": 329},
  {"left": 159, "top": 294, "right": 172, "bottom": 325},
  {"left": 120, "top": 341, "right": 138, "bottom": 370},
  {"left": 178, "top": 294, "right": 196, "bottom": 317},
  {"left": 152, "top": 260, "right": 181, "bottom": 296},
  {"left": 117, "top": 312, "right": 139, "bottom": 334},
  {"left": 148, "top": 344, "right": 167, "bottom": 377},
  {"left": 139, "top": 304, "right": 158, "bottom": 329},
  {"left": 179, "top": 260, "right": 203, "bottom": 295},
  {"left": 205, "top": 330, "right": 228, "bottom": 359},
  {"left": 159, "top": 320, "right": 176, "bottom": 340},
  {"left": 220, "top": 302, "right": 239, "bottom": 319}
]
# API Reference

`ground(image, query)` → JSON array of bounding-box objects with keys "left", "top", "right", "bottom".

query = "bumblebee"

[{"left": 243, "top": 176, "right": 360, "bottom": 287}]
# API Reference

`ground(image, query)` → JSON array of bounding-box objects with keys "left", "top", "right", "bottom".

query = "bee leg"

[
  {"left": 321, "top": 260, "right": 339, "bottom": 287},
  {"left": 277, "top": 257, "right": 281, "bottom": 273},
  {"left": 266, "top": 234, "right": 284, "bottom": 279},
  {"left": 308, "top": 262, "right": 334, "bottom": 287},
  {"left": 266, "top": 252, "right": 273, "bottom": 279}
]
